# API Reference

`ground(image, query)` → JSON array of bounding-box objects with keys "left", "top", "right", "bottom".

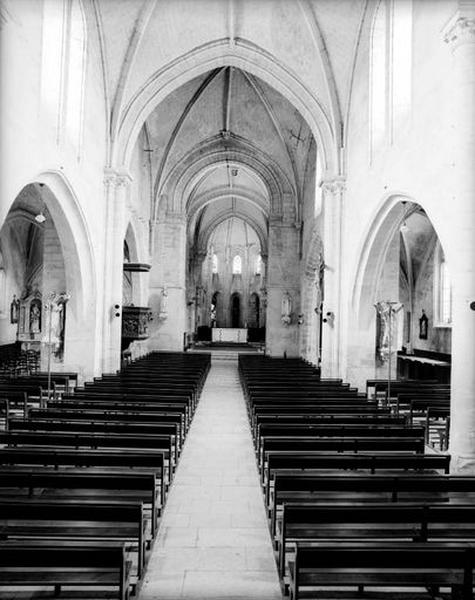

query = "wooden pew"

[
  {"left": 365, "top": 378, "right": 439, "bottom": 397},
  {"left": 51, "top": 396, "right": 191, "bottom": 431},
  {"left": 263, "top": 453, "right": 451, "bottom": 505},
  {"left": 0, "top": 540, "right": 131, "bottom": 600},
  {"left": 82, "top": 382, "right": 198, "bottom": 407},
  {"left": 0, "top": 499, "right": 147, "bottom": 578},
  {"left": 8, "top": 417, "right": 180, "bottom": 451},
  {"left": 409, "top": 396, "right": 450, "bottom": 425},
  {"left": 256, "top": 424, "right": 424, "bottom": 457},
  {"left": 250, "top": 405, "right": 392, "bottom": 430},
  {"left": 279, "top": 502, "right": 475, "bottom": 578},
  {"left": 0, "top": 448, "right": 166, "bottom": 502},
  {"left": 426, "top": 406, "right": 451, "bottom": 450},
  {"left": 0, "top": 430, "right": 176, "bottom": 470},
  {"left": 289, "top": 542, "right": 474, "bottom": 600},
  {"left": 260, "top": 437, "right": 425, "bottom": 480},
  {"left": 0, "top": 468, "right": 160, "bottom": 536},
  {"left": 253, "top": 414, "right": 408, "bottom": 440},
  {"left": 270, "top": 473, "right": 475, "bottom": 538}
]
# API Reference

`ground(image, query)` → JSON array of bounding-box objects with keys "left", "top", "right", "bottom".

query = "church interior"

[{"left": 0, "top": 0, "right": 474, "bottom": 598}]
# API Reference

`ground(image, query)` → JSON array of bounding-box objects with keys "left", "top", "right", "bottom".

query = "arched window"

[
  {"left": 255, "top": 254, "right": 262, "bottom": 276},
  {"left": 41, "top": 0, "right": 86, "bottom": 151},
  {"left": 370, "top": 0, "right": 412, "bottom": 152},
  {"left": 65, "top": 0, "right": 86, "bottom": 151},
  {"left": 212, "top": 254, "right": 218, "bottom": 274},
  {"left": 434, "top": 244, "right": 452, "bottom": 326},
  {"left": 392, "top": 0, "right": 412, "bottom": 135},
  {"left": 232, "top": 255, "right": 242, "bottom": 275},
  {"left": 41, "top": 0, "right": 65, "bottom": 127},
  {"left": 370, "top": 0, "right": 388, "bottom": 152}
]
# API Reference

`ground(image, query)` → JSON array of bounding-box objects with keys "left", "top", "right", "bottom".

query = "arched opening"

[
  {"left": 0, "top": 180, "right": 93, "bottom": 377},
  {"left": 231, "top": 293, "right": 241, "bottom": 329},
  {"left": 349, "top": 197, "right": 451, "bottom": 392},
  {"left": 132, "top": 63, "right": 317, "bottom": 355}
]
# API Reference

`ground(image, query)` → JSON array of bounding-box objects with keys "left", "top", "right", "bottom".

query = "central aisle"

[{"left": 139, "top": 359, "right": 283, "bottom": 600}]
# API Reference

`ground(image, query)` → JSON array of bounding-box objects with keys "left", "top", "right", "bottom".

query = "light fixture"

[
  {"left": 34, "top": 211, "right": 46, "bottom": 224},
  {"left": 400, "top": 200, "right": 409, "bottom": 233}
]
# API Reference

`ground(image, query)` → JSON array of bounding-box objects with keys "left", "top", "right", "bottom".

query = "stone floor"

[{"left": 138, "top": 359, "right": 283, "bottom": 600}]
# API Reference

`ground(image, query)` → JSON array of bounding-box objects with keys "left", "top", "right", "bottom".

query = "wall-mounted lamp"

[
  {"left": 322, "top": 311, "right": 335, "bottom": 325},
  {"left": 34, "top": 211, "right": 46, "bottom": 224},
  {"left": 400, "top": 200, "right": 409, "bottom": 233}
]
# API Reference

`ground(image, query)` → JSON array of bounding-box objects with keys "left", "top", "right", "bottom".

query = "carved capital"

[
  {"left": 443, "top": 16, "right": 475, "bottom": 49},
  {"left": 104, "top": 168, "right": 133, "bottom": 189},
  {"left": 164, "top": 211, "right": 186, "bottom": 225},
  {"left": 321, "top": 176, "right": 346, "bottom": 198}
]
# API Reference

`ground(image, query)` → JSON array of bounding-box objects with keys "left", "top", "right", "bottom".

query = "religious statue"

[
  {"left": 374, "top": 301, "right": 403, "bottom": 364},
  {"left": 29, "top": 299, "right": 42, "bottom": 334},
  {"left": 281, "top": 291, "right": 292, "bottom": 326},
  {"left": 419, "top": 309, "right": 428, "bottom": 340},
  {"left": 10, "top": 295, "right": 20, "bottom": 324},
  {"left": 42, "top": 292, "right": 70, "bottom": 359},
  {"left": 158, "top": 287, "right": 168, "bottom": 320}
]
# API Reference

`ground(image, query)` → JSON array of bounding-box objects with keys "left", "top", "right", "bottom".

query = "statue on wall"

[
  {"left": 10, "top": 295, "right": 20, "bottom": 324},
  {"left": 29, "top": 299, "right": 42, "bottom": 334},
  {"left": 281, "top": 291, "right": 292, "bottom": 326},
  {"left": 158, "top": 286, "right": 168, "bottom": 320},
  {"left": 374, "top": 301, "right": 403, "bottom": 365},
  {"left": 419, "top": 309, "right": 428, "bottom": 340},
  {"left": 42, "top": 292, "right": 70, "bottom": 360}
]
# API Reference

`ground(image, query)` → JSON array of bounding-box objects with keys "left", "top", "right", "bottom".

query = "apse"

[{"left": 198, "top": 216, "right": 265, "bottom": 332}]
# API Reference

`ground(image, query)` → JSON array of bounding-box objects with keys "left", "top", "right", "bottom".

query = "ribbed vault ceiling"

[{"left": 142, "top": 66, "right": 314, "bottom": 253}]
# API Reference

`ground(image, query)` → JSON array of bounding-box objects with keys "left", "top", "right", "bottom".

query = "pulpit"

[{"left": 121, "top": 306, "right": 153, "bottom": 350}]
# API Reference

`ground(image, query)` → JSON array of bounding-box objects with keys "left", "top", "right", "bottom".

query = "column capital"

[
  {"left": 443, "top": 5, "right": 475, "bottom": 49},
  {"left": 164, "top": 210, "right": 186, "bottom": 225},
  {"left": 104, "top": 167, "right": 133, "bottom": 189},
  {"left": 321, "top": 176, "right": 346, "bottom": 197}
]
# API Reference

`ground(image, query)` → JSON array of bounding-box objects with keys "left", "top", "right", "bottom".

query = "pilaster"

[
  {"left": 265, "top": 221, "right": 300, "bottom": 357},
  {"left": 148, "top": 210, "right": 187, "bottom": 351},
  {"left": 442, "top": 5, "right": 475, "bottom": 472},
  {"left": 320, "top": 176, "right": 345, "bottom": 378},
  {"left": 101, "top": 168, "right": 132, "bottom": 373}
]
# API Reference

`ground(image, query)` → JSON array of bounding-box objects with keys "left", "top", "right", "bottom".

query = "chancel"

[{"left": 0, "top": 0, "right": 474, "bottom": 599}]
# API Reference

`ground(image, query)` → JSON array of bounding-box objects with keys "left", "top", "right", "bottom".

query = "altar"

[{"left": 212, "top": 328, "right": 248, "bottom": 343}]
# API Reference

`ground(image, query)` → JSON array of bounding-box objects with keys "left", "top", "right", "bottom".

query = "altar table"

[{"left": 212, "top": 328, "right": 248, "bottom": 343}]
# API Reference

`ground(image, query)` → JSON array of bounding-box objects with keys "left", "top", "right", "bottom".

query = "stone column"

[
  {"left": 266, "top": 218, "right": 300, "bottom": 357},
  {"left": 320, "top": 177, "right": 345, "bottom": 378},
  {"left": 101, "top": 168, "right": 131, "bottom": 373},
  {"left": 443, "top": 8, "right": 475, "bottom": 472},
  {"left": 148, "top": 211, "right": 187, "bottom": 351}
]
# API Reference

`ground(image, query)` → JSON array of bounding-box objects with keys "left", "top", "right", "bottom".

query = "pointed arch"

[{"left": 112, "top": 39, "right": 338, "bottom": 176}]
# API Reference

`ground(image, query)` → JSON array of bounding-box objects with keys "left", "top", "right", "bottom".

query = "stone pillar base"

[{"left": 450, "top": 453, "right": 475, "bottom": 475}]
